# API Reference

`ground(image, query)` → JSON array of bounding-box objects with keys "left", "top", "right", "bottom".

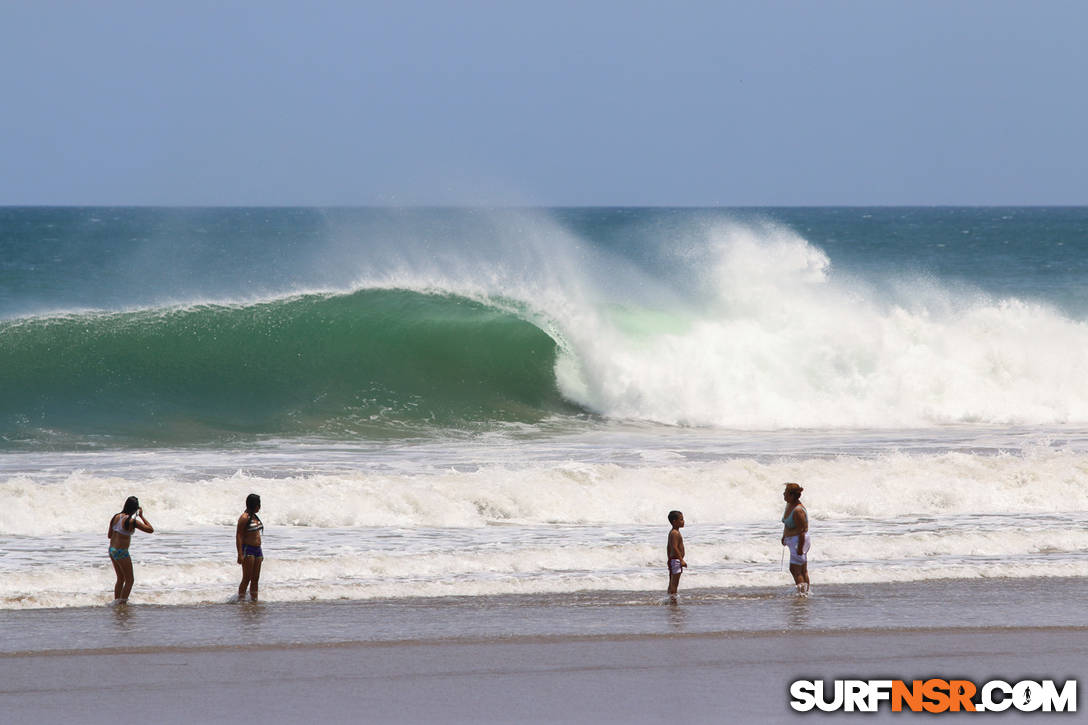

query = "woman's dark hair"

[
  {"left": 246, "top": 493, "right": 261, "bottom": 514},
  {"left": 122, "top": 496, "right": 140, "bottom": 515}
]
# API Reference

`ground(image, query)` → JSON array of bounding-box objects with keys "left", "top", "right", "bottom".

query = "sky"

[{"left": 1, "top": 0, "right": 1085, "bottom": 206}]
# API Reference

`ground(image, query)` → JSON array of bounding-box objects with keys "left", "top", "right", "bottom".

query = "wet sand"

[
  {"left": 2, "top": 627, "right": 1083, "bottom": 724},
  {"left": 2, "top": 578, "right": 1085, "bottom": 723},
  {"left": 5, "top": 577, "right": 1087, "bottom": 655}
]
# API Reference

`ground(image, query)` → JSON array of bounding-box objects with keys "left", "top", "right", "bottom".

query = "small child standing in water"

[{"left": 666, "top": 510, "right": 686, "bottom": 601}]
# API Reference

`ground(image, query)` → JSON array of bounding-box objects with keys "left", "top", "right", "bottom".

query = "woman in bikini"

[
  {"left": 236, "top": 493, "right": 264, "bottom": 601},
  {"left": 781, "top": 482, "right": 810, "bottom": 595},
  {"left": 107, "top": 496, "right": 154, "bottom": 603}
]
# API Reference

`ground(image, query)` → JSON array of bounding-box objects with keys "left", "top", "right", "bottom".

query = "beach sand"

[
  {"left": 2, "top": 579, "right": 1084, "bottom": 723},
  {"left": 2, "top": 628, "right": 1083, "bottom": 724}
]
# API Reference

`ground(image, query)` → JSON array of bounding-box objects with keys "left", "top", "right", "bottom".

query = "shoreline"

[
  {"left": 3, "top": 622, "right": 1086, "bottom": 658},
  {"left": 3, "top": 626, "right": 1082, "bottom": 724},
  {"left": 3, "top": 576, "right": 1087, "bottom": 656}
]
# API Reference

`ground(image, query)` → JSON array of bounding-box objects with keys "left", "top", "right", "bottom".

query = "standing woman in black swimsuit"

[
  {"left": 107, "top": 496, "right": 155, "bottom": 603},
  {"left": 236, "top": 493, "right": 264, "bottom": 601}
]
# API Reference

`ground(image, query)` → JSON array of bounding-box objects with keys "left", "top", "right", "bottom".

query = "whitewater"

[{"left": 1, "top": 206, "right": 1086, "bottom": 608}]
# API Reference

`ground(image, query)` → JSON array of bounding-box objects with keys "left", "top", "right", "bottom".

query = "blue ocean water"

[
  {"left": 3, "top": 206, "right": 1088, "bottom": 445},
  {"left": 1, "top": 207, "right": 1087, "bottom": 608}
]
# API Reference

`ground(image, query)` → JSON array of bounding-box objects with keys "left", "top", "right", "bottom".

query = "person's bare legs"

[
  {"left": 789, "top": 563, "right": 810, "bottom": 595},
  {"left": 667, "top": 572, "right": 681, "bottom": 602},
  {"left": 116, "top": 557, "right": 135, "bottom": 601},
  {"left": 239, "top": 556, "right": 254, "bottom": 599},
  {"left": 110, "top": 555, "right": 125, "bottom": 600},
  {"left": 249, "top": 557, "right": 262, "bottom": 601},
  {"left": 239, "top": 555, "right": 262, "bottom": 600}
]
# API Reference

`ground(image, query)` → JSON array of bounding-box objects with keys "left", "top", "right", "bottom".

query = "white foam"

[
  {"left": 325, "top": 213, "right": 1088, "bottom": 429},
  {"left": 548, "top": 221, "right": 1088, "bottom": 428},
  {"left": 4, "top": 526, "right": 1086, "bottom": 609},
  {"left": 2, "top": 445, "right": 1087, "bottom": 608},
  {"left": 3, "top": 446, "right": 1087, "bottom": 537}
]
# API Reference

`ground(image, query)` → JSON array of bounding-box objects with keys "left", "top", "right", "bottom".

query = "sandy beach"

[
  {"left": 2, "top": 578, "right": 1085, "bottom": 723},
  {"left": 3, "top": 627, "right": 1083, "bottom": 724}
]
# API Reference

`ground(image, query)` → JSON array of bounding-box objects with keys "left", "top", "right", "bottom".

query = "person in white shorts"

[{"left": 781, "top": 482, "right": 810, "bottom": 595}]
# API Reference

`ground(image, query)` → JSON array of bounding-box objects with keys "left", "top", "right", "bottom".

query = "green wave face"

[{"left": 0, "top": 290, "right": 581, "bottom": 443}]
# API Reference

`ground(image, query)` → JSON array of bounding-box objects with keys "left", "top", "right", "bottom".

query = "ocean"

[{"left": 2, "top": 206, "right": 1087, "bottom": 621}]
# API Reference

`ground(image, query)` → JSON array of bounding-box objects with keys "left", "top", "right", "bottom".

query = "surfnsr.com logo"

[{"left": 790, "top": 679, "right": 1077, "bottom": 713}]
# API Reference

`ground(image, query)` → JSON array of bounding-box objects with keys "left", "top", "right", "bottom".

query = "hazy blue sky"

[{"left": 2, "top": 1, "right": 1085, "bottom": 205}]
